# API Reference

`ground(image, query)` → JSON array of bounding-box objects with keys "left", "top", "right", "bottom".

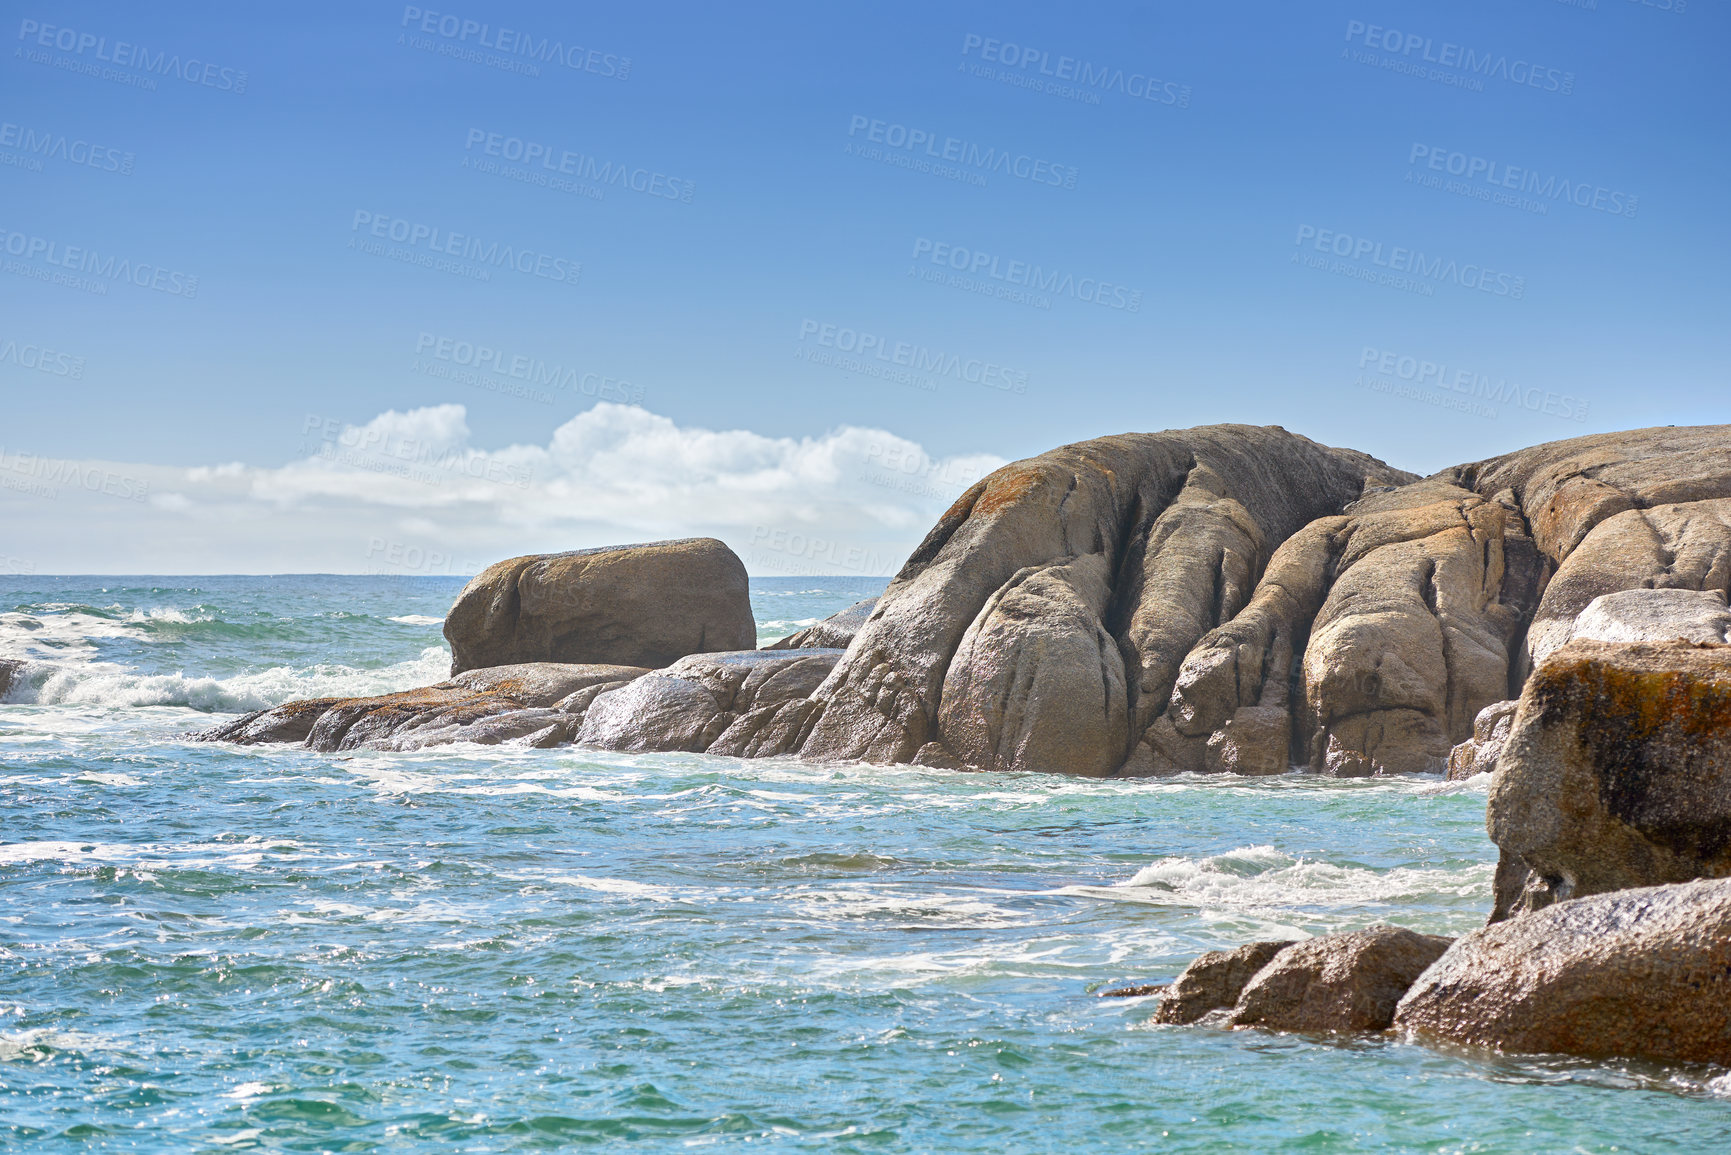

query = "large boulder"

[
  {"left": 1152, "top": 940, "right": 1295, "bottom": 1025},
  {"left": 443, "top": 538, "right": 755, "bottom": 675},
  {"left": 578, "top": 649, "right": 842, "bottom": 755},
  {"left": 1395, "top": 878, "right": 1731, "bottom": 1065},
  {"left": 199, "top": 663, "right": 650, "bottom": 751},
  {"left": 793, "top": 426, "right": 1414, "bottom": 772},
  {"left": 764, "top": 598, "right": 878, "bottom": 650},
  {"left": 1228, "top": 925, "right": 1453, "bottom": 1032},
  {"left": 1487, "top": 637, "right": 1731, "bottom": 921}
]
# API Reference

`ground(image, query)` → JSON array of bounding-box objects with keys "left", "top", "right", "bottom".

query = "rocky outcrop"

[
  {"left": 578, "top": 649, "right": 842, "bottom": 756},
  {"left": 443, "top": 538, "right": 755, "bottom": 675},
  {"left": 1395, "top": 878, "right": 1731, "bottom": 1065},
  {"left": 1487, "top": 637, "right": 1731, "bottom": 921},
  {"left": 764, "top": 598, "right": 878, "bottom": 650},
  {"left": 1146, "top": 479, "right": 1540, "bottom": 777},
  {"left": 199, "top": 424, "right": 1731, "bottom": 782},
  {"left": 1448, "top": 427, "right": 1731, "bottom": 674},
  {"left": 794, "top": 426, "right": 1414, "bottom": 772},
  {"left": 199, "top": 663, "right": 650, "bottom": 751},
  {"left": 1227, "top": 926, "right": 1453, "bottom": 1032},
  {"left": 1151, "top": 940, "right": 1295, "bottom": 1024},
  {"left": 1445, "top": 699, "right": 1518, "bottom": 780}
]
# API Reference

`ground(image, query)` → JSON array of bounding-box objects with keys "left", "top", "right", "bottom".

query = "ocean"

[{"left": 2, "top": 575, "right": 1729, "bottom": 1152}]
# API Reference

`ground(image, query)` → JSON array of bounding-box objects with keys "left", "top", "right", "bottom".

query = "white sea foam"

[
  {"left": 388, "top": 614, "right": 444, "bottom": 626},
  {"left": 6, "top": 647, "right": 450, "bottom": 712},
  {"left": 0, "top": 1028, "right": 110, "bottom": 1062},
  {"left": 1054, "top": 844, "right": 1492, "bottom": 927}
]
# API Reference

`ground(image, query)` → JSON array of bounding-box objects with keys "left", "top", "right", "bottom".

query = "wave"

[{"left": 3, "top": 647, "right": 452, "bottom": 713}]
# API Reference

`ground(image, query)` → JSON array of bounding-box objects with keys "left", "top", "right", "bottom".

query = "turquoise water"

[{"left": 3, "top": 577, "right": 1730, "bottom": 1152}]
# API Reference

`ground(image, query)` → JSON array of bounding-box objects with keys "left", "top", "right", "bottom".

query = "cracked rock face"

[
  {"left": 1396, "top": 878, "right": 1731, "bottom": 1065},
  {"left": 442, "top": 537, "right": 756, "bottom": 675},
  {"left": 794, "top": 425, "right": 1414, "bottom": 772}
]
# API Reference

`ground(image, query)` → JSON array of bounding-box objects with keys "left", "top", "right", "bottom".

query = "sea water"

[{"left": 2, "top": 575, "right": 1729, "bottom": 1152}]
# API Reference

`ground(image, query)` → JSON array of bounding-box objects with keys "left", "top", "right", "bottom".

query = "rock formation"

[
  {"left": 1395, "top": 878, "right": 1731, "bottom": 1065},
  {"left": 200, "top": 663, "right": 650, "bottom": 751},
  {"left": 796, "top": 425, "right": 1415, "bottom": 773},
  {"left": 442, "top": 538, "right": 755, "bottom": 675},
  {"left": 1487, "top": 636, "right": 1731, "bottom": 921},
  {"left": 202, "top": 423, "right": 1731, "bottom": 783},
  {"left": 0, "top": 658, "right": 20, "bottom": 701}
]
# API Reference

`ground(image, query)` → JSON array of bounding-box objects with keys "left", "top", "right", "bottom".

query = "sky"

[{"left": 2, "top": 0, "right": 1725, "bottom": 575}]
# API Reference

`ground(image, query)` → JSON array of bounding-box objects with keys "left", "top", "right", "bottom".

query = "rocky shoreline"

[{"left": 194, "top": 421, "right": 1731, "bottom": 1069}]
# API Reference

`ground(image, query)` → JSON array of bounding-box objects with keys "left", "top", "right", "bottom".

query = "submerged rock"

[
  {"left": 1487, "top": 638, "right": 1731, "bottom": 921},
  {"left": 443, "top": 538, "right": 755, "bottom": 675},
  {"left": 764, "top": 598, "right": 878, "bottom": 650},
  {"left": 1228, "top": 926, "right": 1453, "bottom": 1032},
  {"left": 1152, "top": 940, "right": 1295, "bottom": 1024},
  {"left": 1396, "top": 878, "right": 1731, "bottom": 1065},
  {"left": 199, "top": 663, "right": 651, "bottom": 751}
]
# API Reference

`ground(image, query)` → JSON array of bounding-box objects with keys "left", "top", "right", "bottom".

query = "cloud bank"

[{"left": 0, "top": 403, "right": 1006, "bottom": 575}]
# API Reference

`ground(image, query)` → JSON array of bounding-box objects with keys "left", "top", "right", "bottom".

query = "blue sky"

[{"left": 1, "top": 0, "right": 1724, "bottom": 573}]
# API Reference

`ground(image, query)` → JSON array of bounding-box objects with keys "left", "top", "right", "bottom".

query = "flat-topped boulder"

[
  {"left": 1396, "top": 878, "right": 1731, "bottom": 1064},
  {"left": 443, "top": 537, "right": 755, "bottom": 675}
]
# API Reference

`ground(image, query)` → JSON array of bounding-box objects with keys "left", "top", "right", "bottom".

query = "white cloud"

[{"left": 0, "top": 403, "right": 1006, "bottom": 575}]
